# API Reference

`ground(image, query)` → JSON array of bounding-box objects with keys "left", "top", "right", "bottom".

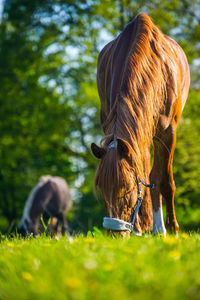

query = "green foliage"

[
  {"left": 0, "top": 0, "right": 200, "bottom": 232},
  {"left": 175, "top": 90, "right": 200, "bottom": 207},
  {"left": 70, "top": 191, "right": 104, "bottom": 233},
  {"left": 0, "top": 234, "right": 200, "bottom": 299}
]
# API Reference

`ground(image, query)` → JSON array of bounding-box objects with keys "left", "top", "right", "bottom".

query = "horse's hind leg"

[
  {"left": 151, "top": 123, "right": 179, "bottom": 235},
  {"left": 159, "top": 124, "right": 179, "bottom": 234}
]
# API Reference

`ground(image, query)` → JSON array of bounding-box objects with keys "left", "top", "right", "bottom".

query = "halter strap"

[{"left": 103, "top": 179, "right": 154, "bottom": 232}]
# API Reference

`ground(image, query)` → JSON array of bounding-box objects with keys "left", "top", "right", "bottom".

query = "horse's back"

[
  {"left": 97, "top": 13, "right": 190, "bottom": 127},
  {"left": 165, "top": 36, "right": 190, "bottom": 109}
]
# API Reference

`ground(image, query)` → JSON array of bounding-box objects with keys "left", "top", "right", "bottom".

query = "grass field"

[{"left": 0, "top": 231, "right": 200, "bottom": 300}]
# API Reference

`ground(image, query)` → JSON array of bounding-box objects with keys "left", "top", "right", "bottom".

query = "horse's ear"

[
  {"left": 91, "top": 143, "right": 106, "bottom": 159},
  {"left": 117, "top": 138, "right": 132, "bottom": 159}
]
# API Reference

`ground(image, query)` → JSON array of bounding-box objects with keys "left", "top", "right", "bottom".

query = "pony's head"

[
  {"left": 18, "top": 218, "right": 35, "bottom": 237},
  {"left": 91, "top": 138, "right": 141, "bottom": 236}
]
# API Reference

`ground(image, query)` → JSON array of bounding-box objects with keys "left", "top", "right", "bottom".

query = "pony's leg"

[
  {"left": 57, "top": 213, "right": 68, "bottom": 235},
  {"left": 61, "top": 215, "right": 69, "bottom": 235},
  {"left": 32, "top": 217, "right": 40, "bottom": 236},
  {"left": 150, "top": 141, "right": 166, "bottom": 236},
  {"left": 49, "top": 217, "right": 58, "bottom": 236}
]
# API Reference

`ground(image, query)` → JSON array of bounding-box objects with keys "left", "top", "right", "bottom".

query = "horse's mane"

[{"left": 95, "top": 14, "right": 178, "bottom": 209}]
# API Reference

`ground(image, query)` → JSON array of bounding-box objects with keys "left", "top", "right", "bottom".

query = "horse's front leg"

[
  {"left": 139, "top": 148, "right": 153, "bottom": 232},
  {"left": 150, "top": 141, "right": 166, "bottom": 236}
]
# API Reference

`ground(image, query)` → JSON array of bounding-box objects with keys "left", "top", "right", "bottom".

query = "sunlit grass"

[{"left": 0, "top": 232, "right": 200, "bottom": 300}]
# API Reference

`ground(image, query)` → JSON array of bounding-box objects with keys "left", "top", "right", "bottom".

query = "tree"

[{"left": 0, "top": 0, "right": 200, "bottom": 232}]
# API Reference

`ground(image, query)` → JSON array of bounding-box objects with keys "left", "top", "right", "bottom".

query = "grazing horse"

[
  {"left": 91, "top": 14, "right": 190, "bottom": 236},
  {"left": 18, "top": 175, "right": 72, "bottom": 236}
]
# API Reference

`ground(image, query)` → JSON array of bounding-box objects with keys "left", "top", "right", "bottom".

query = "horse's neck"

[
  {"left": 141, "top": 147, "right": 151, "bottom": 180},
  {"left": 131, "top": 143, "right": 151, "bottom": 181}
]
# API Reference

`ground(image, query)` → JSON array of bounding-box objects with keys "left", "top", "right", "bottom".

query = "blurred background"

[{"left": 0, "top": 0, "right": 200, "bottom": 234}]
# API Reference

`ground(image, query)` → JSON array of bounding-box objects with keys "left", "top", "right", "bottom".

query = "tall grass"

[{"left": 0, "top": 232, "right": 200, "bottom": 300}]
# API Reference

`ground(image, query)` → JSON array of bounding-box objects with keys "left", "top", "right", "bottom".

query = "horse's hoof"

[
  {"left": 166, "top": 220, "right": 179, "bottom": 234},
  {"left": 153, "top": 226, "right": 167, "bottom": 237}
]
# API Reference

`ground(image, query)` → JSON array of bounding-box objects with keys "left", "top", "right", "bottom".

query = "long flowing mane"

[{"left": 95, "top": 14, "right": 178, "bottom": 210}]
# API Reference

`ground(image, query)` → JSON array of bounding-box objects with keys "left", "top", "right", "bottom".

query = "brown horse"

[
  {"left": 18, "top": 175, "right": 72, "bottom": 236},
  {"left": 91, "top": 14, "right": 190, "bottom": 236}
]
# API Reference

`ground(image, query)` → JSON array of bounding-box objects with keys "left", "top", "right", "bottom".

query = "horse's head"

[{"left": 91, "top": 138, "right": 141, "bottom": 236}]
